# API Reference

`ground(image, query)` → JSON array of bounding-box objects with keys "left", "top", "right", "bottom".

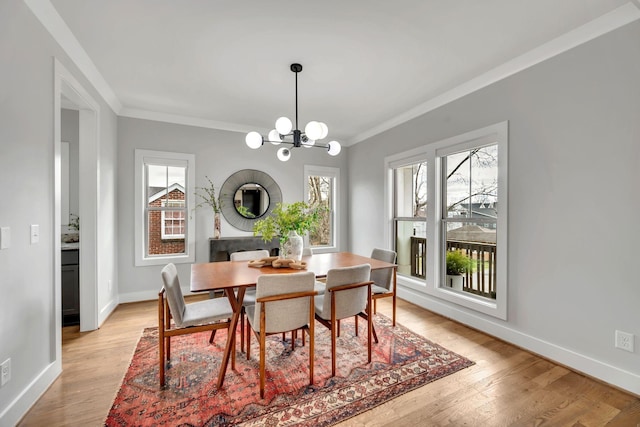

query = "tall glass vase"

[
  {"left": 213, "top": 212, "right": 221, "bottom": 239},
  {"left": 281, "top": 230, "right": 303, "bottom": 260}
]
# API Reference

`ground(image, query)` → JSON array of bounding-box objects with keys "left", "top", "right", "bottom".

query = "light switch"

[
  {"left": 0, "top": 227, "right": 10, "bottom": 249},
  {"left": 30, "top": 224, "right": 39, "bottom": 244}
]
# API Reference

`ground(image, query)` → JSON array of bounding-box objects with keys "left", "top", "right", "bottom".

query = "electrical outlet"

[
  {"left": 615, "top": 330, "right": 634, "bottom": 352},
  {"left": 1, "top": 358, "right": 10, "bottom": 386}
]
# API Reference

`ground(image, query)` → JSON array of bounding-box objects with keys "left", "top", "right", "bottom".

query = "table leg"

[{"left": 217, "top": 287, "right": 245, "bottom": 389}]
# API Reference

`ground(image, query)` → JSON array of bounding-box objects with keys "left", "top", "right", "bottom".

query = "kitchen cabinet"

[{"left": 61, "top": 249, "right": 79, "bottom": 326}]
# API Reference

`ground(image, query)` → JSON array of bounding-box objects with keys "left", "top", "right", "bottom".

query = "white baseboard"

[
  {"left": 0, "top": 360, "right": 61, "bottom": 427},
  {"left": 397, "top": 286, "right": 640, "bottom": 395},
  {"left": 98, "top": 296, "right": 119, "bottom": 326}
]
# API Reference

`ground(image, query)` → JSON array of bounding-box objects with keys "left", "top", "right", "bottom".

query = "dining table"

[{"left": 190, "top": 251, "right": 397, "bottom": 388}]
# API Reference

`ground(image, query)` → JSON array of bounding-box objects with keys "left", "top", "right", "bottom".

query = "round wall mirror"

[{"left": 220, "top": 169, "right": 282, "bottom": 232}]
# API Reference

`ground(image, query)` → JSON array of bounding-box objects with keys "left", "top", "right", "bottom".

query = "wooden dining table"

[{"left": 190, "top": 251, "right": 397, "bottom": 388}]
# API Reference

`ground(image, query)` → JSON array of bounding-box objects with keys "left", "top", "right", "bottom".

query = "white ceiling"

[{"left": 42, "top": 0, "right": 636, "bottom": 145}]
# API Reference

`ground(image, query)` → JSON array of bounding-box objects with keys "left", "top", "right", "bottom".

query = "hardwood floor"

[{"left": 18, "top": 298, "right": 640, "bottom": 426}]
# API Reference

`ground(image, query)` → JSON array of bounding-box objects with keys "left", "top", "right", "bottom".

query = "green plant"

[
  {"left": 195, "top": 176, "right": 223, "bottom": 213},
  {"left": 253, "top": 201, "right": 324, "bottom": 245},
  {"left": 236, "top": 205, "right": 256, "bottom": 218},
  {"left": 446, "top": 250, "right": 471, "bottom": 275}
]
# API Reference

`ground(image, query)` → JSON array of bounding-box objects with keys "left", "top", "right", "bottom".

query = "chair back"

[
  {"left": 321, "top": 264, "right": 371, "bottom": 320},
  {"left": 370, "top": 248, "right": 396, "bottom": 291},
  {"left": 253, "top": 271, "right": 315, "bottom": 333},
  {"left": 161, "top": 263, "right": 186, "bottom": 326},
  {"left": 230, "top": 249, "right": 270, "bottom": 262}
]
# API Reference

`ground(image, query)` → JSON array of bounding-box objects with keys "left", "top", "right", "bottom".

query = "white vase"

[
  {"left": 281, "top": 230, "right": 304, "bottom": 260},
  {"left": 213, "top": 212, "right": 221, "bottom": 239},
  {"left": 446, "top": 274, "right": 464, "bottom": 291}
]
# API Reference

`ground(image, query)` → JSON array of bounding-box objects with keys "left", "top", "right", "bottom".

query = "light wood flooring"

[{"left": 18, "top": 298, "right": 640, "bottom": 426}]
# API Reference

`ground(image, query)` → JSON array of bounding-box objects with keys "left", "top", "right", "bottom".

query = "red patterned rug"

[{"left": 106, "top": 314, "right": 473, "bottom": 426}]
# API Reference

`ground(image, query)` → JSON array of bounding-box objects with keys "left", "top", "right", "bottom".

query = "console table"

[{"left": 209, "top": 236, "right": 279, "bottom": 262}]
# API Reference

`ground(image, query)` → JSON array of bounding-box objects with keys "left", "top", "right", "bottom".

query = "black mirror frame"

[{"left": 220, "top": 169, "right": 282, "bottom": 232}]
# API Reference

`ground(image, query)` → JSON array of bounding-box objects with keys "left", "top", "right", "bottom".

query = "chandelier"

[{"left": 245, "top": 63, "right": 341, "bottom": 162}]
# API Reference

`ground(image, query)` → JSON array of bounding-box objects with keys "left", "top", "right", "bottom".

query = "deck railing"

[{"left": 407, "top": 237, "right": 497, "bottom": 299}]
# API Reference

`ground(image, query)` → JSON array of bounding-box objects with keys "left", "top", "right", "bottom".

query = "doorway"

[{"left": 54, "top": 59, "right": 100, "bottom": 367}]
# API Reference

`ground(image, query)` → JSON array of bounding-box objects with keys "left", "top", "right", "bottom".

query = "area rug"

[{"left": 105, "top": 314, "right": 473, "bottom": 426}]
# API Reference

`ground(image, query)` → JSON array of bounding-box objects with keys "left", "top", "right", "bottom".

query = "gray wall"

[
  {"left": 116, "top": 117, "right": 348, "bottom": 301},
  {"left": 0, "top": 0, "right": 118, "bottom": 424},
  {"left": 349, "top": 21, "right": 640, "bottom": 391}
]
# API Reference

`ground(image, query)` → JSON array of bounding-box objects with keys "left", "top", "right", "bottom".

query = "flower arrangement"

[
  {"left": 446, "top": 250, "right": 471, "bottom": 275},
  {"left": 253, "top": 201, "right": 323, "bottom": 246},
  {"left": 194, "top": 176, "right": 223, "bottom": 213}
]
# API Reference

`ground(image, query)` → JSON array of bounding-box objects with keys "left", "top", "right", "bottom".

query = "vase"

[
  {"left": 446, "top": 274, "right": 464, "bottom": 291},
  {"left": 281, "top": 230, "right": 303, "bottom": 260},
  {"left": 213, "top": 212, "right": 221, "bottom": 239}
]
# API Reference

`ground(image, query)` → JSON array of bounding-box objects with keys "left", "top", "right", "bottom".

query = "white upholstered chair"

[
  {"left": 245, "top": 271, "right": 317, "bottom": 398},
  {"left": 370, "top": 248, "right": 398, "bottom": 325},
  {"left": 314, "top": 264, "right": 373, "bottom": 377},
  {"left": 230, "top": 250, "right": 270, "bottom": 353},
  {"left": 158, "top": 263, "right": 234, "bottom": 387}
]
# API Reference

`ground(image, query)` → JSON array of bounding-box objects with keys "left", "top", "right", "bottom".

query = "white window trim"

[
  {"left": 304, "top": 165, "right": 340, "bottom": 253},
  {"left": 384, "top": 121, "right": 508, "bottom": 320},
  {"left": 134, "top": 149, "right": 195, "bottom": 266}
]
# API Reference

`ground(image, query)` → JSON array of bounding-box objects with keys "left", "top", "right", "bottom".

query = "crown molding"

[
  {"left": 347, "top": 1, "right": 640, "bottom": 146},
  {"left": 119, "top": 107, "right": 269, "bottom": 135},
  {"left": 23, "top": 0, "right": 122, "bottom": 114}
]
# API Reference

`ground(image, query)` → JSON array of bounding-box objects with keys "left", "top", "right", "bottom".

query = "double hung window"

[{"left": 135, "top": 150, "right": 195, "bottom": 266}]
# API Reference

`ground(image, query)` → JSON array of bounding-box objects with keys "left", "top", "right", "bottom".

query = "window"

[
  {"left": 135, "top": 150, "right": 195, "bottom": 266},
  {"left": 161, "top": 199, "right": 186, "bottom": 239},
  {"left": 392, "top": 159, "right": 428, "bottom": 279},
  {"left": 304, "top": 165, "right": 340, "bottom": 252},
  {"left": 385, "top": 121, "right": 508, "bottom": 319}
]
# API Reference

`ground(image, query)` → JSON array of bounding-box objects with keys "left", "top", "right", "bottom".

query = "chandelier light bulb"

[
  {"left": 245, "top": 131, "right": 263, "bottom": 149},
  {"left": 277, "top": 147, "right": 291, "bottom": 161},
  {"left": 302, "top": 139, "right": 315, "bottom": 148},
  {"left": 304, "top": 121, "right": 323, "bottom": 141},
  {"left": 268, "top": 129, "right": 282, "bottom": 145},
  {"left": 327, "top": 140, "right": 341, "bottom": 156},
  {"left": 275, "top": 117, "right": 293, "bottom": 135},
  {"left": 318, "top": 122, "right": 329, "bottom": 140}
]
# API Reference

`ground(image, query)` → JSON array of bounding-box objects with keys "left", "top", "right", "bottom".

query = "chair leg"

[
  {"left": 259, "top": 330, "right": 266, "bottom": 399},
  {"left": 331, "top": 322, "right": 337, "bottom": 377},
  {"left": 292, "top": 330, "right": 296, "bottom": 351},
  {"left": 240, "top": 307, "right": 246, "bottom": 353},
  {"left": 355, "top": 315, "right": 359, "bottom": 336},
  {"left": 246, "top": 326, "right": 251, "bottom": 360},
  {"left": 159, "top": 333, "right": 165, "bottom": 387},
  {"left": 374, "top": 298, "right": 377, "bottom": 314},
  {"left": 209, "top": 329, "right": 216, "bottom": 343},
  {"left": 337, "top": 319, "right": 341, "bottom": 337}
]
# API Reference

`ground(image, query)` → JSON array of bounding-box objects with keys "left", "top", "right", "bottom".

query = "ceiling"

[{"left": 43, "top": 0, "right": 635, "bottom": 145}]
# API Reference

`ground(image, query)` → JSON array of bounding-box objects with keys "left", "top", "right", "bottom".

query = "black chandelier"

[{"left": 245, "top": 63, "right": 341, "bottom": 162}]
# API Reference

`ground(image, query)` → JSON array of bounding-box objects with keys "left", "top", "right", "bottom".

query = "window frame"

[
  {"left": 385, "top": 121, "right": 508, "bottom": 319},
  {"left": 134, "top": 149, "right": 196, "bottom": 266},
  {"left": 304, "top": 165, "right": 340, "bottom": 253}
]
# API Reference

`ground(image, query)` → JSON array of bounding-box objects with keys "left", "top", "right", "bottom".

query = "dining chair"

[
  {"left": 370, "top": 248, "right": 398, "bottom": 326},
  {"left": 245, "top": 271, "right": 317, "bottom": 398},
  {"left": 158, "top": 263, "right": 234, "bottom": 387},
  {"left": 314, "top": 264, "right": 374, "bottom": 377},
  {"left": 230, "top": 250, "right": 271, "bottom": 353}
]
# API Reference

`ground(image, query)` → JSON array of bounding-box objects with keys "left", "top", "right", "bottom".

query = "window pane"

[
  {"left": 446, "top": 145, "right": 498, "bottom": 218},
  {"left": 395, "top": 219, "right": 426, "bottom": 279},
  {"left": 147, "top": 211, "right": 186, "bottom": 256},
  {"left": 394, "top": 162, "right": 427, "bottom": 218},
  {"left": 307, "top": 175, "right": 333, "bottom": 246},
  {"left": 444, "top": 220, "right": 497, "bottom": 299}
]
